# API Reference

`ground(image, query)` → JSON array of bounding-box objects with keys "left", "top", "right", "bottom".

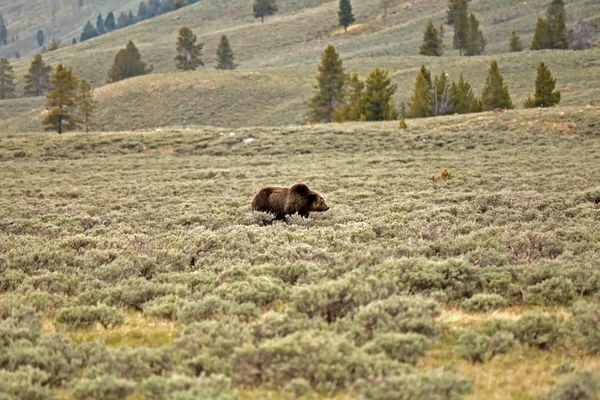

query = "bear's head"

[{"left": 308, "top": 192, "right": 330, "bottom": 212}]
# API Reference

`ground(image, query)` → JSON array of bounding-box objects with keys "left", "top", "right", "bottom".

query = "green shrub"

[
  {"left": 404, "top": 260, "right": 481, "bottom": 303},
  {"left": 487, "top": 331, "right": 515, "bottom": 359},
  {"left": 109, "top": 348, "right": 172, "bottom": 380},
  {"left": 251, "top": 311, "right": 325, "bottom": 342},
  {"left": 456, "top": 330, "right": 489, "bottom": 363},
  {"left": 524, "top": 278, "right": 576, "bottom": 305},
  {"left": 460, "top": 294, "right": 507, "bottom": 312},
  {"left": 55, "top": 305, "right": 124, "bottom": 330},
  {"left": 364, "top": 333, "right": 430, "bottom": 365},
  {"left": 71, "top": 373, "right": 136, "bottom": 400},
  {"left": 543, "top": 370, "right": 600, "bottom": 400},
  {"left": 514, "top": 312, "right": 563, "bottom": 350},
  {"left": 144, "top": 295, "right": 186, "bottom": 321},
  {"left": 570, "top": 301, "right": 600, "bottom": 354},
  {"left": 0, "top": 366, "right": 57, "bottom": 400},
  {"left": 214, "top": 276, "right": 285, "bottom": 307}
]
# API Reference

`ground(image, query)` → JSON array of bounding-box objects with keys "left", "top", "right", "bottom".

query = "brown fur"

[{"left": 251, "top": 183, "right": 330, "bottom": 221}]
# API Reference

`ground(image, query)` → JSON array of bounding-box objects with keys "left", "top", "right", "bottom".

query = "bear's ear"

[{"left": 308, "top": 193, "right": 317, "bottom": 204}]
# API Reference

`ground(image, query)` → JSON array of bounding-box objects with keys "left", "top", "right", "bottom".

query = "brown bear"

[{"left": 251, "top": 183, "right": 329, "bottom": 221}]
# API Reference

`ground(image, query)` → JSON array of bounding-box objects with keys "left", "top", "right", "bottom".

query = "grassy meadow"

[{"left": 1, "top": 107, "right": 600, "bottom": 399}]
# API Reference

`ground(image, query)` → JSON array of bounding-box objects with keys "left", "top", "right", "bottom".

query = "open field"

[{"left": 1, "top": 108, "right": 599, "bottom": 399}]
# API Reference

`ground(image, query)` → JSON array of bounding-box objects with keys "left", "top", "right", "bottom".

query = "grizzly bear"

[{"left": 251, "top": 183, "right": 330, "bottom": 221}]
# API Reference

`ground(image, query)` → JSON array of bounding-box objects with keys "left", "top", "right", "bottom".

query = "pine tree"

[
  {"left": 172, "top": 0, "right": 187, "bottom": 10},
  {"left": 105, "top": 12, "right": 116, "bottom": 31},
  {"left": 96, "top": 14, "right": 106, "bottom": 35},
  {"left": 523, "top": 62, "right": 560, "bottom": 108},
  {"left": 216, "top": 35, "right": 236, "bottom": 70},
  {"left": 431, "top": 71, "right": 454, "bottom": 116},
  {"left": 308, "top": 45, "right": 348, "bottom": 123},
  {"left": 420, "top": 64, "right": 432, "bottom": 88},
  {"left": 465, "top": 13, "right": 486, "bottom": 56},
  {"left": 128, "top": 11, "right": 135, "bottom": 26},
  {"left": 138, "top": 3, "right": 148, "bottom": 21},
  {"left": 76, "top": 79, "right": 96, "bottom": 133},
  {"left": 117, "top": 12, "right": 129, "bottom": 29},
  {"left": 37, "top": 30, "right": 45, "bottom": 47},
  {"left": 175, "top": 27, "right": 204, "bottom": 71},
  {"left": 419, "top": 20, "right": 443, "bottom": 56},
  {"left": 24, "top": 54, "right": 52, "bottom": 97},
  {"left": 360, "top": 68, "right": 398, "bottom": 121},
  {"left": 0, "top": 15, "right": 7, "bottom": 46},
  {"left": 409, "top": 70, "right": 432, "bottom": 118},
  {"left": 42, "top": 64, "right": 79, "bottom": 134},
  {"left": 546, "top": 0, "right": 565, "bottom": 22},
  {"left": 509, "top": 31, "right": 523, "bottom": 52},
  {"left": 451, "top": 73, "right": 480, "bottom": 114},
  {"left": 47, "top": 38, "right": 61, "bottom": 52},
  {"left": 253, "top": 0, "right": 278, "bottom": 23},
  {"left": 335, "top": 73, "right": 364, "bottom": 122},
  {"left": 338, "top": 0, "right": 355, "bottom": 33},
  {"left": 72, "top": 38, "right": 77, "bottom": 45},
  {"left": 447, "top": 0, "right": 470, "bottom": 25},
  {"left": 481, "top": 60, "right": 513, "bottom": 111},
  {"left": 81, "top": 21, "right": 99, "bottom": 42},
  {"left": 452, "top": 0, "right": 469, "bottom": 55},
  {"left": 0, "top": 58, "right": 16, "bottom": 99},
  {"left": 108, "top": 41, "right": 153, "bottom": 83},
  {"left": 531, "top": 17, "right": 551, "bottom": 50},
  {"left": 552, "top": 10, "right": 568, "bottom": 49}
]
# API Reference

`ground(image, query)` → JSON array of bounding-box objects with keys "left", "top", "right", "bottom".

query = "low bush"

[
  {"left": 524, "top": 278, "right": 576, "bottom": 305},
  {"left": 364, "top": 333, "right": 430, "bottom": 365},
  {"left": 460, "top": 294, "right": 507, "bottom": 312},
  {"left": 514, "top": 312, "right": 563, "bottom": 350},
  {"left": 0, "top": 366, "right": 57, "bottom": 400},
  {"left": 71, "top": 373, "right": 136, "bottom": 400},
  {"left": 55, "top": 305, "right": 124, "bottom": 330},
  {"left": 570, "top": 301, "right": 600, "bottom": 354},
  {"left": 456, "top": 330, "right": 489, "bottom": 363},
  {"left": 543, "top": 370, "right": 600, "bottom": 400}
]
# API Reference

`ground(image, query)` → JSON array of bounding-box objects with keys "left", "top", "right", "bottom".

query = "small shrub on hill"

[
  {"left": 461, "top": 293, "right": 507, "bottom": 312},
  {"left": 514, "top": 312, "right": 564, "bottom": 350},
  {"left": 543, "top": 370, "right": 600, "bottom": 400},
  {"left": 71, "top": 373, "right": 136, "bottom": 400},
  {"left": 570, "top": 301, "right": 600, "bottom": 354}
]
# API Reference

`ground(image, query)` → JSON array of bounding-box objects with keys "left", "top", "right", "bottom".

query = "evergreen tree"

[
  {"left": 420, "top": 64, "right": 432, "bottom": 88},
  {"left": 447, "top": 0, "right": 470, "bottom": 25},
  {"left": 465, "top": 13, "right": 486, "bottom": 56},
  {"left": 451, "top": 73, "right": 480, "bottom": 114},
  {"left": 360, "top": 68, "right": 398, "bottom": 121},
  {"left": 216, "top": 35, "right": 236, "bottom": 70},
  {"left": 338, "top": 0, "right": 355, "bottom": 33},
  {"left": 335, "top": 73, "right": 364, "bottom": 122},
  {"left": 128, "top": 11, "right": 135, "bottom": 25},
  {"left": 81, "top": 21, "right": 99, "bottom": 42},
  {"left": 452, "top": 0, "right": 468, "bottom": 55},
  {"left": 105, "top": 12, "right": 116, "bottom": 31},
  {"left": 523, "top": 62, "right": 560, "bottom": 108},
  {"left": 37, "top": 30, "right": 45, "bottom": 47},
  {"left": 481, "top": 60, "right": 513, "bottom": 111},
  {"left": 409, "top": 69, "right": 432, "bottom": 118},
  {"left": 42, "top": 64, "right": 79, "bottom": 134},
  {"left": 117, "top": 12, "right": 129, "bottom": 29},
  {"left": 531, "top": 17, "right": 551, "bottom": 50},
  {"left": 96, "top": 14, "right": 106, "bottom": 35},
  {"left": 552, "top": 10, "right": 568, "bottom": 49},
  {"left": 0, "top": 15, "right": 7, "bottom": 46},
  {"left": 138, "top": 3, "right": 148, "bottom": 20},
  {"left": 175, "top": 27, "right": 204, "bottom": 71},
  {"left": 72, "top": 38, "right": 77, "bottom": 45},
  {"left": 24, "top": 54, "right": 52, "bottom": 97},
  {"left": 47, "top": 38, "right": 61, "bottom": 52},
  {"left": 172, "top": 0, "right": 187, "bottom": 10},
  {"left": 108, "top": 41, "right": 153, "bottom": 83},
  {"left": 431, "top": 71, "right": 454, "bottom": 116},
  {"left": 76, "top": 79, "right": 96, "bottom": 133},
  {"left": 419, "top": 20, "right": 443, "bottom": 56},
  {"left": 509, "top": 31, "right": 523, "bottom": 52},
  {"left": 0, "top": 58, "right": 16, "bottom": 99},
  {"left": 546, "top": 0, "right": 565, "bottom": 22},
  {"left": 308, "top": 44, "right": 348, "bottom": 123},
  {"left": 253, "top": 0, "right": 278, "bottom": 23}
]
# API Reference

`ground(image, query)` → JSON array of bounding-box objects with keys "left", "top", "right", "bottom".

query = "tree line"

[{"left": 307, "top": 45, "right": 561, "bottom": 124}]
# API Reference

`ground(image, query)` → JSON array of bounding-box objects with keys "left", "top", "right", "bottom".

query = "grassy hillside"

[{"left": 1, "top": 108, "right": 600, "bottom": 399}]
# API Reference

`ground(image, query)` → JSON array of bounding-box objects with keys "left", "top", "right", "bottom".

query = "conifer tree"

[
  {"left": 546, "top": 0, "right": 565, "bottom": 22},
  {"left": 24, "top": 54, "right": 52, "bottom": 97},
  {"left": 138, "top": 3, "right": 148, "bottom": 21},
  {"left": 360, "top": 68, "right": 398, "bottom": 121},
  {"left": 96, "top": 14, "right": 106, "bottom": 35},
  {"left": 481, "top": 60, "right": 513, "bottom": 111},
  {"left": 335, "top": 73, "right": 364, "bottom": 122},
  {"left": 81, "top": 21, "right": 99, "bottom": 42},
  {"left": 524, "top": 62, "right": 560, "bottom": 108},
  {"left": 531, "top": 17, "right": 551, "bottom": 50},
  {"left": 43, "top": 64, "right": 79, "bottom": 134},
  {"left": 420, "top": 64, "right": 432, "bottom": 88},
  {"left": 175, "top": 27, "right": 204, "bottom": 71},
  {"left": 253, "top": 0, "right": 278, "bottom": 23},
  {"left": 73, "top": 38, "right": 77, "bottom": 45},
  {"left": 409, "top": 69, "right": 432, "bottom": 118},
  {"left": 0, "top": 15, "right": 7, "bottom": 46},
  {"left": 105, "top": 12, "right": 116, "bottom": 31},
  {"left": 37, "top": 30, "right": 45, "bottom": 47},
  {"left": 451, "top": 73, "right": 480, "bottom": 114},
  {"left": 47, "top": 38, "right": 61, "bottom": 52},
  {"left": 0, "top": 58, "right": 16, "bottom": 99},
  {"left": 308, "top": 45, "right": 347, "bottom": 123},
  {"left": 172, "top": 0, "right": 187, "bottom": 10},
  {"left": 76, "top": 79, "right": 95, "bottom": 133},
  {"left": 419, "top": 20, "right": 443, "bottom": 56},
  {"left": 338, "top": 0, "right": 355, "bottom": 33},
  {"left": 509, "top": 31, "right": 523, "bottom": 52},
  {"left": 447, "top": 0, "right": 470, "bottom": 25},
  {"left": 216, "top": 35, "right": 236, "bottom": 70},
  {"left": 431, "top": 71, "right": 454, "bottom": 116},
  {"left": 552, "top": 10, "right": 568, "bottom": 49},
  {"left": 108, "top": 41, "right": 153, "bottom": 83},
  {"left": 465, "top": 13, "right": 486, "bottom": 56},
  {"left": 452, "top": 0, "right": 468, "bottom": 55},
  {"left": 117, "top": 12, "right": 129, "bottom": 29},
  {"left": 128, "top": 11, "right": 135, "bottom": 26}
]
